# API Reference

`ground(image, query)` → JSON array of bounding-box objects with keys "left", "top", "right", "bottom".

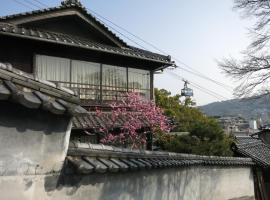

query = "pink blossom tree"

[{"left": 97, "top": 92, "right": 172, "bottom": 149}]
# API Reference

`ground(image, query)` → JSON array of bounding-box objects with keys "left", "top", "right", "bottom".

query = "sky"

[{"left": 1, "top": 0, "right": 253, "bottom": 105}]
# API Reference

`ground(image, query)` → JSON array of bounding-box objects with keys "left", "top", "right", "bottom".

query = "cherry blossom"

[{"left": 98, "top": 92, "right": 171, "bottom": 149}]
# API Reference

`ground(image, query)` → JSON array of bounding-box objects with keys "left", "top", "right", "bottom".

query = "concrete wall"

[
  {"left": 0, "top": 102, "right": 72, "bottom": 175},
  {"left": 0, "top": 166, "right": 255, "bottom": 200}
]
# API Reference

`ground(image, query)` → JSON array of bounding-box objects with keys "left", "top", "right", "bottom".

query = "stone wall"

[{"left": 0, "top": 166, "right": 255, "bottom": 200}]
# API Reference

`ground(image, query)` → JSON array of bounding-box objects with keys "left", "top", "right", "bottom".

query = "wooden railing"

[{"left": 51, "top": 81, "right": 150, "bottom": 106}]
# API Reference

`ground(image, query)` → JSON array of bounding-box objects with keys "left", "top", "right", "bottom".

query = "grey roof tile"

[
  {"left": 98, "top": 158, "right": 119, "bottom": 173},
  {"left": 236, "top": 136, "right": 260, "bottom": 144},
  {"left": 119, "top": 158, "right": 138, "bottom": 171},
  {"left": 83, "top": 157, "right": 107, "bottom": 173},
  {"left": 72, "top": 112, "right": 148, "bottom": 130},
  {"left": 234, "top": 135, "right": 270, "bottom": 168},
  {"left": 0, "top": 1, "right": 127, "bottom": 47},
  {"left": 67, "top": 156, "right": 94, "bottom": 174},
  {"left": 0, "top": 62, "right": 87, "bottom": 116},
  {"left": 110, "top": 158, "right": 129, "bottom": 172},
  {"left": 0, "top": 22, "right": 171, "bottom": 65},
  {"left": 65, "top": 142, "right": 255, "bottom": 174}
]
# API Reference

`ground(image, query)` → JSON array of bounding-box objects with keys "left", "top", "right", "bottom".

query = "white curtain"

[
  {"left": 102, "top": 64, "right": 127, "bottom": 100},
  {"left": 36, "top": 55, "right": 70, "bottom": 84},
  {"left": 35, "top": 55, "right": 150, "bottom": 100},
  {"left": 71, "top": 60, "right": 100, "bottom": 85},
  {"left": 71, "top": 60, "right": 101, "bottom": 100},
  {"left": 128, "top": 68, "right": 150, "bottom": 99}
]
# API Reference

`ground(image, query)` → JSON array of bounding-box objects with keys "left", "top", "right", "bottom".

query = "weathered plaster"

[
  {"left": 0, "top": 102, "right": 72, "bottom": 175},
  {"left": 0, "top": 166, "right": 255, "bottom": 200},
  {"left": 0, "top": 103, "right": 255, "bottom": 200}
]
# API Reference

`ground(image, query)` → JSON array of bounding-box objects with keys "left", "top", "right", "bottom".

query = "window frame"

[{"left": 34, "top": 54, "right": 152, "bottom": 102}]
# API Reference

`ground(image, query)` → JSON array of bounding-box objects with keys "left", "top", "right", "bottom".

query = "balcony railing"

[{"left": 52, "top": 81, "right": 150, "bottom": 106}]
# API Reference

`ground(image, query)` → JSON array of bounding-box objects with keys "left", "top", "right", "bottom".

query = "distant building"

[{"left": 216, "top": 116, "right": 259, "bottom": 136}]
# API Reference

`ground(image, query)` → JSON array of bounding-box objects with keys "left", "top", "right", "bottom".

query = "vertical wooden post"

[
  {"left": 150, "top": 70, "right": 154, "bottom": 101},
  {"left": 146, "top": 131, "right": 153, "bottom": 150},
  {"left": 100, "top": 63, "right": 103, "bottom": 103},
  {"left": 70, "top": 59, "right": 72, "bottom": 88},
  {"left": 126, "top": 67, "right": 129, "bottom": 93}
]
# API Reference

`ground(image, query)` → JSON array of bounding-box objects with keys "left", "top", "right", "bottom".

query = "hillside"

[{"left": 200, "top": 96, "right": 270, "bottom": 122}]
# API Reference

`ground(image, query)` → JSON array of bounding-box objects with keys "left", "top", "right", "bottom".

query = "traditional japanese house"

[
  {"left": 0, "top": 1, "right": 260, "bottom": 200},
  {"left": 0, "top": 0, "right": 173, "bottom": 107},
  {"left": 0, "top": 0, "right": 175, "bottom": 146}
]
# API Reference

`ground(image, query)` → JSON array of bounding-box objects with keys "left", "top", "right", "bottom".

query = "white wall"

[{"left": 0, "top": 166, "right": 255, "bottom": 200}]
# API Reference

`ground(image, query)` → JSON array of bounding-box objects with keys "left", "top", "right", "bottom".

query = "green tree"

[
  {"left": 155, "top": 88, "right": 205, "bottom": 132},
  {"left": 154, "top": 88, "right": 233, "bottom": 156},
  {"left": 188, "top": 119, "right": 233, "bottom": 156}
]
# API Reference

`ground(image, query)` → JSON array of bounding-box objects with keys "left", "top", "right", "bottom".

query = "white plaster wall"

[
  {"left": 0, "top": 166, "right": 255, "bottom": 200},
  {"left": 0, "top": 104, "right": 73, "bottom": 175}
]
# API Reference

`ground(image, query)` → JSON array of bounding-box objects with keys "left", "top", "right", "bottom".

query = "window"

[
  {"left": 35, "top": 55, "right": 151, "bottom": 102},
  {"left": 102, "top": 65, "right": 127, "bottom": 100},
  {"left": 128, "top": 68, "right": 151, "bottom": 99},
  {"left": 36, "top": 55, "right": 70, "bottom": 87},
  {"left": 71, "top": 60, "right": 100, "bottom": 100}
]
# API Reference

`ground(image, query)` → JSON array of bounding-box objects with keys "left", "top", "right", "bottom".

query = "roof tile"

[
  {"left": 234, "top": 135, "right": 270, "bottom": 168},
  {"left": 0, "top": 62, "right": 87, "bottom": 116},
  {"left": 65, "top": 142, "right": 255, "bottom": 174},
  {"left": 72, "top": 112, "right": 148, "bottom": 130},
  {"left": 0, "top": 22, "right": 171, "bottom": 64}
]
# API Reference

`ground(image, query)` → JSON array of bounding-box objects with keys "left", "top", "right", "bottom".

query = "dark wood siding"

[
  {"left": 0, "top": 35, "right": 158, "bottom": 105},
  {"left": 0, "top": 36, "right": 33, "bottom": 73},
  {"left": 21, "top": 15, "right": 118, "bottom": 47},
  {"left": 0, "top": 35, "right": 160, "bottom": 72}
]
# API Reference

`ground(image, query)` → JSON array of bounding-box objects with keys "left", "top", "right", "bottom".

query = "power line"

[
  {"left": 90, "top": 11, "right": 227, "bottom": 99},
  {"left": 14, "top": 3, "right": 234, "bottom": 92},
  {"left": 88, "top": 12, "right": 151, "bottom": 51},
  {"left": 172, "top": 67, "right": 233, "bottom": 92},
  {"left": 7, "top": 2, "right": 234, "bottom": 101},
  {"left": 23, "top": 0, "right": 42, "bottom": 9},
  {"left": 11, "top": 0, "right": 35, "bottom": 9},
  {"left": 167, "top": 71, "right": 230, "bottom": 101},
  {"left": 191, "top": 84, "right": 226, "bottom": 101},
  {"left": 31, "top": 0, "right": 49, "bottom": 7},
  {"left": 88, "top": 8, "right": 234, "bottom": 91},
  {"left": 10, "top": 2, "right": 234, "bottom": 92},
  {"left": 167, "top": 71, "right": 244, "bottom": 108}
]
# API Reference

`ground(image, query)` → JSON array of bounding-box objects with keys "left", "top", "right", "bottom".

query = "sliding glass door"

[
  {"left": 102, "top": 64, "right": 127, "bottom": 100},
  {"left": 71, "top": 60, "right": 101, "bottom": 100},
  {"left": 35, "top": 54, "right": 151, "bottom": 102}
]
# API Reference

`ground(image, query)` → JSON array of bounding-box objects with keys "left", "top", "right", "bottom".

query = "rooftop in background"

[{"left": 233, "top": 135, "right": 270, "bottom": 168}]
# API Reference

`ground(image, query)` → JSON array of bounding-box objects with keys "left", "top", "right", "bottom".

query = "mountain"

[{"left": 200, "top": 96, "right": 270, "bottom": 122}]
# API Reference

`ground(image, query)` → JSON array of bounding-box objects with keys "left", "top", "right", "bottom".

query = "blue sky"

[{"left": 1, "top": 0, "right": 252, "bottom": 105}]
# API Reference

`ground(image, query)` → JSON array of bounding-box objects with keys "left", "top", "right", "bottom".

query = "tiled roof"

[
  {"left": 0, "top": 0, "right": 127, "bottom": 47},
  {"left": 236, "top": 135, "right": 260, "bottom": 144},
  {"left": 234, "top": 136, "right": 270, "bottom": 168},
  {"left": 0, "top": 23, "right": 171, "bottom": 65},
  {"left": 0, "top": 62, "right": 87, "bottom": 116},
  {"left": 0, "top": 1, "right": 172, "bottom": 65},
  {"left": 64, "top": 141, "right": 255, "bottom": 174},
  {"left": 72, "top": 112, "right": 149, "bottom": 131}
]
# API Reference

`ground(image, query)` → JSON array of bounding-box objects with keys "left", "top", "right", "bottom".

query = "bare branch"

[
  {"left": 219, "top": 1, "right": 270, "bottom": 98},
  {"left": 219, "top": 53, "right": 270, "bottom": 97}
]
